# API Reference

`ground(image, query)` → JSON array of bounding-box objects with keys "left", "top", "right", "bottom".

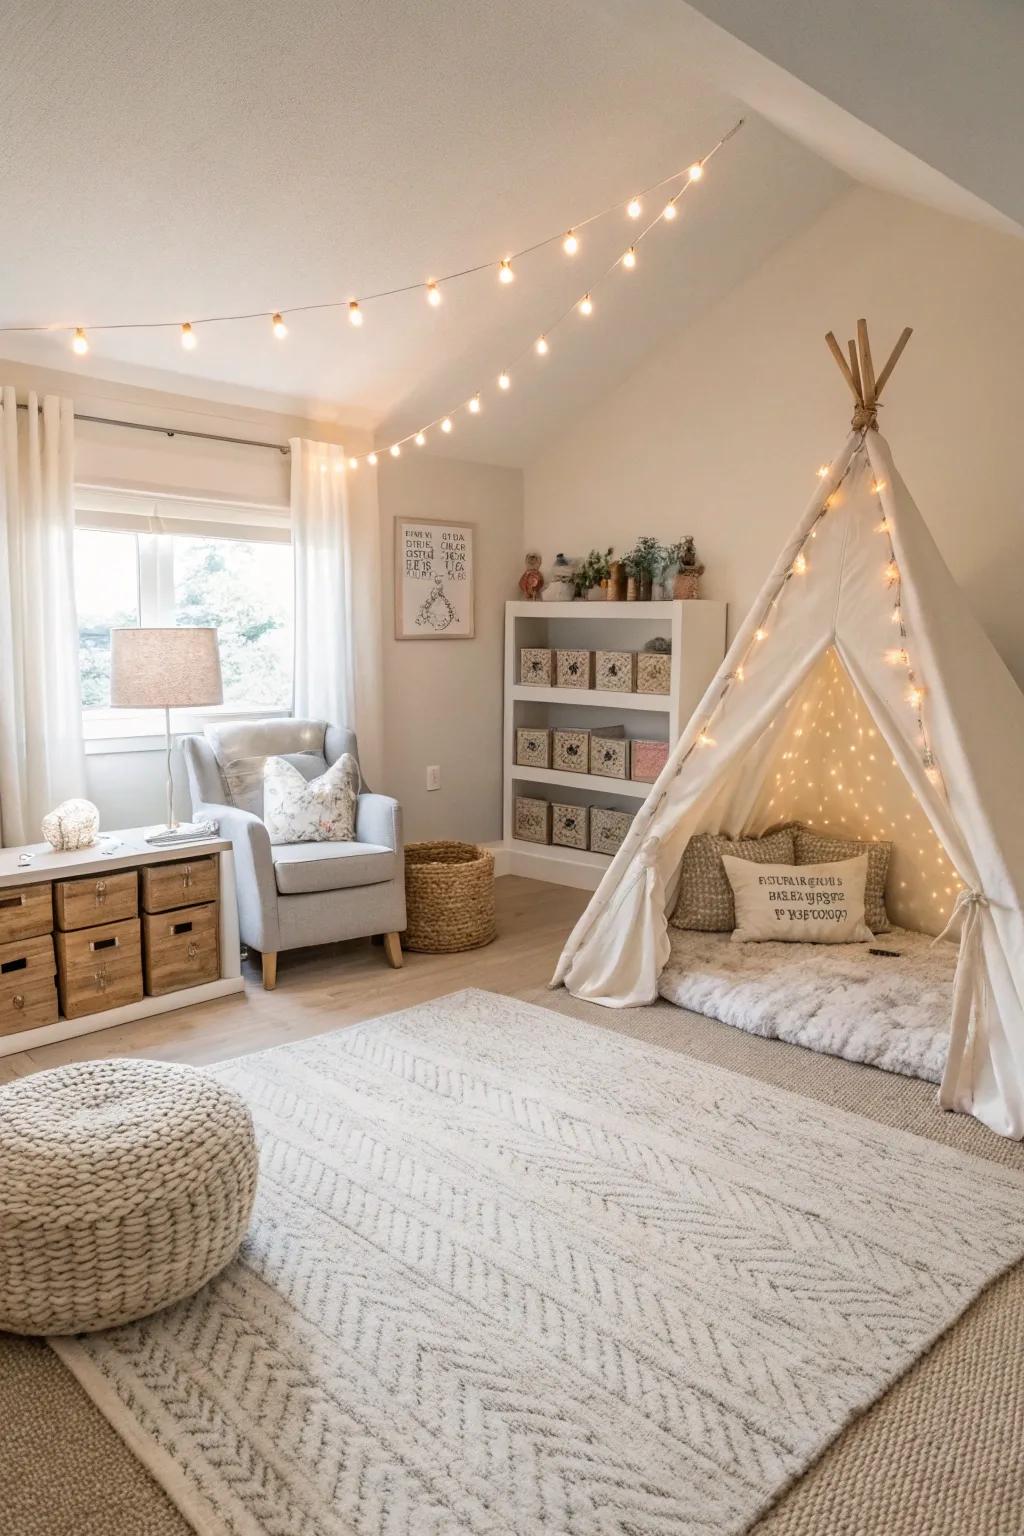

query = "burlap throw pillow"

[
  {"left": 723, "top": 853, "right": 872, "bottom": 945},
  {"left": 671, "top": 826, "right": 797, "bottom": 932},
  {"left": 793, "top": 828, "right": 892, "bottom": 933}
]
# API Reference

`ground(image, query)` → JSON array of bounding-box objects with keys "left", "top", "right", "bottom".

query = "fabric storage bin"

[
  {"left": 141, "top": 856, "right": 218, "bottom": 914},
  {"left": 590, "top": 807, "right": 635, "bottom": 856},
  {"left": 0, "top": 933, "right": 58, "bottom": 1035},
  {"left": 552, "top": 804, "right": 589, "bottom": 850},
  {"left": 520, "top": 648, "right": 554, "bottom": 687},
  {"left": 594, "top": 651, "right": 636, "bottom": 692},
  {"left": 636, "top": 652, "right": 671, "bottom": 695},
  {"left": 55, "top": 870, "right": 138, "bottom": 932},
  {"left": 514, "top": 797, "right": 551, "bottom": 844},
  {"left": 56, "top": 918, "right": 143, "bottom": 1019},
  {"left": 515, "top": 726, "right": 551, "bottom": 769},
  {"left": 555, "top": 649, "right": 592, "bottom": 689},
  {"left": 142, "top": 903, "right": 220, "bottom": 995},
  {"left": 630, "top": 739, "right": 670, "bottom": 783},
  {"left": 0, "top": 883, "right": 53, "bottom": 945},
  {"left": 552, "top": 728, "right": 590, "bottom": 773},
  {"left": 590, "top": 731, "right": 628, "bottom": 779}
]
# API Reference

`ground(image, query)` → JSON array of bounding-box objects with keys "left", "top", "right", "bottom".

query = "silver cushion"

[{"left": 270, "top": 841, "right": 396, "bottom": 896}]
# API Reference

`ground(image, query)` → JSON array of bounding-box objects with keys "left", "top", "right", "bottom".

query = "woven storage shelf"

[{"left": 403, "top": 841, "right": 496, "bottom": 953}]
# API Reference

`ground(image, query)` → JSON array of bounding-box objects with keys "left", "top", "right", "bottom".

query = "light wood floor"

[{"left": 0, "top": 877, "right": 589, "bottom": 1083}]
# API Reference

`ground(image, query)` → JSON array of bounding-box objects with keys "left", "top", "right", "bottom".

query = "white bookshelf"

[{"left": 498, "top": 599, "right": 727, "bottom": 889}]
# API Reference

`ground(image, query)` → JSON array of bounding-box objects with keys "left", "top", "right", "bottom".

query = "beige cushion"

[
  {"left": 794, "top": 828, "right": 892, "bottom": 934},
  {"left": 271, "top": 841, "right": 396, "bottom": 895},
  {"left": 671, "top": 827, "right": 797, "bottom": 932},
  {"left": 263, "top": 754, "right": 359, "bottom": 846},
  {"left": 723, "top": 853, "right": 872, "bottom": 945}
]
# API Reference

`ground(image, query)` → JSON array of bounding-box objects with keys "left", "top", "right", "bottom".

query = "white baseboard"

[{"left": 484, "top": 841, "right": 606, "bottom": 891}]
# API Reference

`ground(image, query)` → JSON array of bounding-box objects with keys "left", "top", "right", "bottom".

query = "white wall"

[
  {"left": 524, "top": 185, "right": 1024, "bottom": 686},
  {"left": 377, "top": 455, "right": 523, "bottom": 843},
  {"left": 2, "top": 358, "right": 525, "bottom": 839}
]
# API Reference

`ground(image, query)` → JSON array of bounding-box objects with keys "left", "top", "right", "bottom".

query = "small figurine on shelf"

[
  {"left": 518, "top": 552, "right": 546, "bottom": 601},
  {"left": 541, "top": 552, "right": 577, "bottom": 602}
]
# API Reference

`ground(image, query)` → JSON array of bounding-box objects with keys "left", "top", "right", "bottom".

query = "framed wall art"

[{"left": 395, "top": 518, "right": 475, "bottom": 639}]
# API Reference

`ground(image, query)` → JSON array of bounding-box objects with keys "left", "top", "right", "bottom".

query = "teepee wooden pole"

[
  {"left": 874, "top": 326, "right": 914, "bottom": 399},
  {"left": 847, "top": 339, "right": 863, "bottom": 401},
  {"left": 857, "top": 318, "right": 876, "bottom": 403},
  {"left": 825, "top": 331, "right": 860, "bottom": 400}
]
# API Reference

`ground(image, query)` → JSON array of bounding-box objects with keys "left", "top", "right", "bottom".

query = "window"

[{"left": 74, "top": 490, "right": 292, "bottom": 744}]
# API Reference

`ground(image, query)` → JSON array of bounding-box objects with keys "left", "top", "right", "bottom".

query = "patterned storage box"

[
  {"left": 520, "top": 648, "right": 553, "bottom": 687},
  {"left": 555, "top": 649, "right": 593, "bottom": 689},
  {"left": 514, "top": 796, "right": 551, "bottom": 844},
  {"left": 551, "top": 728, "right": 590, "bottom": 774},
  {"left": 515, "top": 726, "right": 551, "bottom": 769},
  {"left": 636, "top": 651, "right": 671, "bottom": 695},
  {"left": 552, "top": 803, "right": 589, "bottom": 850},
  {"left": 590, "top": 731, "right": 628, "bottom": 779},
  {"left": 630, "top": 738, "right": 670, "bottom": 783},
  {"left": 590, "top": 806, "right": 635, "bottom": 857},
  {"left": 594, "top": 650, "right": 636, "bottom": 692}
]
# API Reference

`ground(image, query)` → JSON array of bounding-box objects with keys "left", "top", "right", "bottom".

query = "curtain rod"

[{"left": 15, "top": 401, "right": 289, "bottom": 455}]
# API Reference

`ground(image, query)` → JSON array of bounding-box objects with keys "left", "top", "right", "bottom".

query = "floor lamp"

[{"left": 110, "top": 627, "right": 223, "bottom": 843}]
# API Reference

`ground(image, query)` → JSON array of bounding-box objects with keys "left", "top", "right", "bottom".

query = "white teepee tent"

[{"left": 553, "top": 323, "right": 1024, "bottom": 1139}]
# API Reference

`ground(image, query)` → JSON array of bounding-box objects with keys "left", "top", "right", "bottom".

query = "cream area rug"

[
  {"left": 660, "top": 926, "right": 953, "bottom": 1083},
  {"left": 52, "top": 989, "right": 1024, "bottom": 1536}
]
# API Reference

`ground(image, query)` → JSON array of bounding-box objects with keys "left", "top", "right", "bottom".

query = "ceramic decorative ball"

[{"left": 41, "top": 799, "right": 100, "bottom": 852}]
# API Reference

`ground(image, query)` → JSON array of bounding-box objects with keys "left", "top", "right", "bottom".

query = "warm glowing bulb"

[
  {"left": 271, "top": 312, "right": 287, "bottom": 338},
  {"left": 627, "top": 196, "right": 642, "bottom": 219},
  {"left": 735, "top": 664, "right": 746, "bottom": 682},
  {"left": 562, "top": 230, "right": 579, "bottom": 255},
  {"left": 871, "top": 478, "right": 886, "bottom": 494},
  {"left": 535, "top": 335, "right": 549, "bottom": 356},
  {"left": 792, "top": 551, "right": 807, "bottom": 575},
  {"left": 662, "top": 200, "right": 678, "bottom": 221},
  {"left": 697, "top": 729, "right": 716, "bottom": 748},
  {"left": 348, "top": 301, "right": 362, "bottom": 326},
  {"left": 426, "top": 282, "right": 442, "bottom": 307},
  {"left": 441, "top": 416, "right": 453, "bottom": 434},
  {"left": 816, "top": 464, "right": 829, "bottom": 478},
  {"left": 907, "top": 685, "right": 925, "bottom": 708},
  {"left": 886, "top": 648, "right": 909, "bottom": 666},
  {"left": 885, "top": 561, "right": 900, "bottom": 587},
  {"left": 180, "top": 322, "right": 197, "bottom": 350},
  {"left": 498, "top": 370, "right": 510, "bottom": 390},
  {"left": 415, "top": 431, "right": 426, "bottom": 447},
  {"left": 622, "top": 246, "right": 637, "bottom": 269},
  {"left": 348, "top": 456, "right": 358, "bottom": 470},
  {"left": 754, "top": 627, "right": 767, "bottom": 643},
  {"left": 688, "top": 162, "right": 704, "bottom": 182},
  {"left": 468, "top": 395, "right": 481, "bottom": 414},
  {"left": 388, "top": 443, "right": 401, "bottom": 458},
  {"left": 71, "top": 327, "right": 89, "bottom": 355},
  {"left": 498, "top": 258, "right": 514, "bottom": 284},
  {"left": 578, "top": 293, "right": 593, "bottom": 316},
  {"left": 367, "top": 451, "right": 378, "bottom": 466},
  {"left": 891, "top": 605, "right": 902, "bottom": 625}
]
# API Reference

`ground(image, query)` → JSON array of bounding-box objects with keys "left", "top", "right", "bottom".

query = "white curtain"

[
  {"left": 290, "top": 439, "right": 383, "bottom": 783},
  {"left": 0, "top": 388, "right": 86, "bottom": 846}
]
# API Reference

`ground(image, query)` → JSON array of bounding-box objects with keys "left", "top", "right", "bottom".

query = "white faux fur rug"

[
  {"left": 660, "top": 927, "right": 954, "bottom": 1082},
  {"left": 54, "top": 989, "right": 1024, "bottom": 1536}
]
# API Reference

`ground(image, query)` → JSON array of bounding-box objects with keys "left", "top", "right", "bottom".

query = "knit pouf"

[{"left": 0, "top": 1058, "right": 258, "bottom": 1336}]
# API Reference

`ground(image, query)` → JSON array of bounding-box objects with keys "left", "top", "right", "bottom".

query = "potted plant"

[
  {"left": 571, "top": 547, "right": 613, "bottom": 601},
  {"left": 666, "top": 537, "right": 704, "bottom": 599},
  {"left": 622, "top": 536, "right": 669, "bottom": 601}
]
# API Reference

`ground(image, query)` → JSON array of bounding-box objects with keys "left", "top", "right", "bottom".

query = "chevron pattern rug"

[{"left": 53, "top": 989, "right": 1024, "bottom": 1536}]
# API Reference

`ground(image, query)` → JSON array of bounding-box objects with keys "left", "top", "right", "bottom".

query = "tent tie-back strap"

[
  {"left": 931, "top": 887, "right": 988, "bottom": 948},
  {"left": 935, "top": 889, "right": 988, "bottom": 1115}
]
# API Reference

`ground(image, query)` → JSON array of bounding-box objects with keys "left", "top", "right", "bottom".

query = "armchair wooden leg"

[
  {"left": 383, "top": 932, "right": 403, "bottom": 969},
  {"left": 262, "top": 951, "right": 278, "bottom": 990}
]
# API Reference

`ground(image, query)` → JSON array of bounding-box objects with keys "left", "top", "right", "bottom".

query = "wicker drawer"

[
  {"left": 0, "top": 882, "right": 53, "bottom": 944},
  {"left": 142, "top": 903, "right": 220, "bottom": 995},
  {"left": 0, "top": 934, "right": 58, "bottom": 1036},
  {"left": 141, "top": 855, "right": 218, "bottom": 914},
  {"left": 56, "top": 918, "right": 143, "bottom": 1020},
  {"left": 55, "top": 869, "right": 138, "bottom": 932}
]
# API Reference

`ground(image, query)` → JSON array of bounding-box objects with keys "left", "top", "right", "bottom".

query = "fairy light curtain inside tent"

[{"left": 554, "top": 321, "right": 1024, "bottom": 1140}]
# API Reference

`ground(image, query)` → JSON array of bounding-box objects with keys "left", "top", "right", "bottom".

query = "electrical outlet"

[{"left": 426, "top": 765, "right": 441, "bottom": 791}]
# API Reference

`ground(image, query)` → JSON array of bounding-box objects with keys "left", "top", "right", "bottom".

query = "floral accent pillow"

[{"left": 263, "top": 753, "right": 360, "bottom": 846}]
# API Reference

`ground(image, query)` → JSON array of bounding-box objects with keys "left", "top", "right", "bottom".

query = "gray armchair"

[{"left": 181, "top": 719, "right": 405, "bottom": 989}]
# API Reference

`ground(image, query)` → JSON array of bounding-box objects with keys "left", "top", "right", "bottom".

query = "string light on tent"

[
  {"left": 498, "top": 259, "right": 515, "bottom": 284},
  {"left": 348, "top": 301, "right": 363, "bottom": 327},
  {"left": 816, "top": 464, "right": 829, "bottom": 478},
  {"left": 697, "top": 729, "right": 716, "bottom": 748},
  {"left": 440, "top": 416, "right": 453, "bottom": 433},
  {"left": 622, "top": 246, "right": 637, "bottom": 269},
  {"left": 627, "top": 196, "right": 642, "bottom": 218},
  {"left": 662, "top": 199, "right": 678, "bottom": 221},
  {"left": 271, "top": 312, "right": 288, "bottom": 338},
  {"left": 562, "top": 230, "right": 579, "bottom": 255},
  {"left": 348, "top": 456, "right": 359, "bottom": 469},
  {"left": 71, "top": 327, "right": 89, "bottom": 355},
  {"left": 389, "top": 443, "right": 401, "bottom": 457},
  {"left": 415, "top": 431, "right": 426, "bottom": 446},
  {"left": 792, "top": 551, "right": 808, "bottom": 575},
  {"left": 426, "top": 282, "right": 442, "bottom": 307},
  {"left": 467, "top": 394, "right": 481, "bottom": 414},
  {"left": 498, "top": 370, "right": 511, "bottom": 390},
  {"left": 578, "top": 293, "right": 593, "bottom": 316},
  {"left": 535, "top": 334, "right": 549, "bottom": 355},
  {"left": 180, "top": 322, "right": 197, "bottom": 350},
  {"left": 688, "top": 162, "right": 704, "bottom": 182}
]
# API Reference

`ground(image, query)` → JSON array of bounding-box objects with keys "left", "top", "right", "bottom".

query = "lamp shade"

[{"left": 110, "top": 627, "right": 223, "bottom": 709}]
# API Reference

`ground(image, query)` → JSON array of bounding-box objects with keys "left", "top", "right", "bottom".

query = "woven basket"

[
  {"left": 403, "top": 840, "right": 497, "bottom": 953},
  {"left": 0, "top": 1058, "right": 258, "bottom": 1335}
]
